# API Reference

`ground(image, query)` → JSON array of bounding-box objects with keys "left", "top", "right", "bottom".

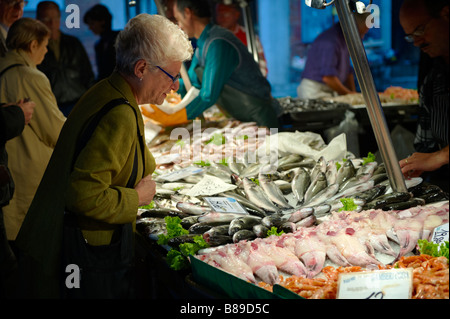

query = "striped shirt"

[{"left": 414, "top": 57, "right": 449, "bottom": 153}]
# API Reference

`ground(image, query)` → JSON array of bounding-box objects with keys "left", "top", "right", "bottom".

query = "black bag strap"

[
  {"left": 73, "top": 98, "right": 145, "bottom": 188},
  {"left": 0, "top": 63, "right": 23, "bottom": 77}
]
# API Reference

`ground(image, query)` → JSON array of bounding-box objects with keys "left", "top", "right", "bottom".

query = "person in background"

[
  {"left": 398, "top": 0, "right": 449, "bottom": 192},
  {"left": 170, "top": 0, "right": 281, "bottom": 128},
  {"left": 0, "top": 99, "right": 34, "bottom": 298},
  {"left": 14, "top": 14, "right": 192, "bottom": 298},
  {"left": 297, "top": 12, "right": 370, "bottom": 99},
  {"left": 0, "top": 0, "right": 26, "bottom": 56},
  {"left": 215, "top": 2, "right": 268, "bottom": 77},
  {"left": 0, "top": 17, "right": 65, "bottom": 270},
  {"left": 83, "top": 4, "right": 120, "bottom": 82},
  {"left": 36, "top": 1, "right": 95, "bottom": 116}
]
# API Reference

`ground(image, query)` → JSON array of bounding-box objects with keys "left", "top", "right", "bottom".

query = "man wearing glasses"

[
  {"left": 398, "top": 0, "right": 449, "bottom": 192},
  {"left": 0, "top": 0, "right": 27, "bottom": 56}
]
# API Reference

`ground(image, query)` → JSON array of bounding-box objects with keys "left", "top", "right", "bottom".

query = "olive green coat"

[{"left": 15, "top": 72, "right": 155, "bottom": 298}]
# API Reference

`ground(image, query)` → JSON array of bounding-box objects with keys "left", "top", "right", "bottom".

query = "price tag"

[
  {"left": 204, "top": 197, "right": 248, "bottom": 215},
  {"left": 431, "top": 223, "right": 449, "bottom": 245},
  {"left": 337, "top": 269, "right": 413, "bottom": 299},
  {"left": 158, "top": 166, "right": 204, "bottom": 182}
]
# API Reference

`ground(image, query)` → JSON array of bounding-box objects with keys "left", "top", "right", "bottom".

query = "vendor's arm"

[
  {"left": 185, "top": 40, "right": 239, "bottom": 119},
  {"left": 322, "top": 74, "right": 355, "bottom": 95},
  {"left": 399, "top": 145, "right": 449, "bottom": 178},
  {"left": 66, "top": 105, "right": 147, "bottom": 225}
]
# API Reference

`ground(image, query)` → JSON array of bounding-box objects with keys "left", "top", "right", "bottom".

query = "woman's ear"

[{"left": 134, "top": 59, "right": 148, "bottom": 80}]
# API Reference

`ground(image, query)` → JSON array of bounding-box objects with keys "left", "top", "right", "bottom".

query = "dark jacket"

[
  {"left": 38, "top": 32, "right": 95, "bottom": 115},
  {"left": 95, "top": 30, "right": 119, "bottom": 81},
  {"left": 0, "top": 104, "right": 24, "bottom": 207}
]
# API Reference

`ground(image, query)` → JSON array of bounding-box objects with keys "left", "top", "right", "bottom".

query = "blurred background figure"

[
  {"left": 83, "top": 4, "right": 120, "bottom": 82},
  {"left": 36, "top": 1, "right": 95, "bottom": 116},
  {"left": 297, "top": 12, "right": 370, "bottom": 99},
  {"left": 0, "top": 17, "right": 65, "bottom": 264},
  {"left": 0, "top": 0, "right": 26, "bottom": 56},
  {"left": 215, "top": 2, "right": 268, "bottom": 77}
]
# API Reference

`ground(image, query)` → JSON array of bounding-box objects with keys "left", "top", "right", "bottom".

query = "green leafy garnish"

[
  {"left": 167, "top": 235, "right": 209, "bottom": 271},
  {"left": 362, "top": 152, "right": 376, "bottom": 165},
  {"left": 250, "top": 177, "right": 259, "bottom": 185},
  {"left": 206, "top": 133, "right": 226, "bottom": 146},
  {"left": 157, "top": 216, "right": 189, "bottom": 245},
  {"left": 267, "top": 227, "right": 285, "bottom": 237},
  {"left": 417, "top": 239, "right": 449, "bottom": 260},
  {"left": 194, "top": 160, "right": 210, "bottom": 167},
  {"left": 175, "top": 139, "right": 186, "bottom": 147},
  {"left": 139, "top": 201, "right": 155, "bottom": 210},
  {"left": 339, "top": 198, "right": 358, "bottom": 212}
]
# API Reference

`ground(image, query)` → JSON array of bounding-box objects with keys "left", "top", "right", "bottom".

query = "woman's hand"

[{"left": 134, "top": 174, "right": 156, "bottom": 206}]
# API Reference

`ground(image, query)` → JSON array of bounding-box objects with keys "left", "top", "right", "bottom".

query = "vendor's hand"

[
  {"left": 17, "top": 98, "right": 35, "bottom": 125},
  {"left": 135, "top": 174, "right": 156, "bottom": 206},
  {"left": 399, "top": 148, "right": 449, "bottom": 178}
]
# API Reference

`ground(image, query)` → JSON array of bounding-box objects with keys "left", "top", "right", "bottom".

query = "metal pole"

[
  {"left": 154, "top": 0, "right": 192, "bottom": 90},
  {"left": 334, "top": 0, "right": 407, "bottom": 193},
  {"left": 237, "top": 0, "right": 259, "bottom": 64}
]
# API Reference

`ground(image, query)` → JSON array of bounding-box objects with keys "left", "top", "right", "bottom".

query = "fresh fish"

[
  {"left": 326, "top": 180, "right": 375, "bottom": 203},
  {"left": 279, "top": 222, "right": 296, "bottom": 234},
  {"left": 203, "top": 234, "right": 234, "bottom": 247},
  {"left": 287, "top": 207, "right": 314, "bottom": 223},
  {"left": 138, "top": 208, "right": 187, "bottom": 219},
  {"left": 240, "top": 162, "right": 263, "bottom": 178},
  {"left": 253, "top": 224, "right": 270, "bottom": 238},
  {"left": 364, "top": 192, "right": 413, "bottom": 210},
  {"left": 292, "top": 230, "right": 328, "bottom": 278},
  {"left": 244, "top": 241, "right": 280, "bottom": 285},
  {"left": 198, "top": 212, "right": 249, "bottom": 224},
  {"left": 295, "top": 215, "right": 316, "bottom": 228},
  {"left": 188, "top": 222, "right": 215, "bottom": 234},
  {"left": 351, "top": 184, "right": 386, "bottom": 203},
  {"left": 219, "top": 192, "right": 267, "bottom": 218},
  {"left": 229, "top": 161, "right": 245, "bottom": 175},
  {"left": 310, "top": 156, "right": 327, "bottom": 182},
  {"left": 291, "top": 167, "right": 311, "bottom": 205},
  {"left": 325, "top": 160, "right": 338, "bottom": 185},
  {"left": 335, "top": 160, "right": 356, "bottom": 186},
  {"left": 372, "top": 162, "right": 386, "bottom": 175},
  {"left": 356, "top": 161, "right": 378, "bottom": 176},
  {"left": 338, "top": 173, "right": 372, "bottom": 192},
  {"left": 261, "top": 214, "right": 285, "bottom": 228},
  {"left": 382, "top": 197, "right": 426, "bottom": 211},
  {"left": 277, "top": 154, "right": 304, "bottom": 167},
  {"left": 228, "top": 216, "right": 263, "bottom": 236},
  {"left": 242, "top": 178, "right": 279, "bottom": 213},
  {"left": 303, "top": 172, "right": 328, "bottom": 205},
  {"left": 312, "top": 204, "right": 332, "bottom": 217},
  {"left": 259, "top": 173, "right": 292, "bottom": 209},
  {"left": 304, "top": 183, "right": 339, "bottom": 207},
  {"left": 180, "top": 216, "right": 200, "bottom": 229},
  {"left": 167, "top": 234, "right": 198, "bottom": 248},
  {"left": 176, "top": 202, "right": 212, "bottom": 215},
  {"left": 203, "top": 224, "right": 230, "bottom": 237},
  {"left": 393, "top": 218, "right": 423, "bottom": 262},
  {"left": 369, "top": 173, "right": 388, "bottom": 185},
  {"left": 233, "top": 229, "right": 257, "bottom": 243}
]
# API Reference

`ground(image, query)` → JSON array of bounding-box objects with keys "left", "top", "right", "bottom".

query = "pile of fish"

[
  {"left": 277, "top": 97, "right": 350, "bottom": 114},
  {"left": 137, "top": 151, "right": 448, "bottom": 251},
  {"left": 194, "top": 202, "right": 449, "bottom": 285}
]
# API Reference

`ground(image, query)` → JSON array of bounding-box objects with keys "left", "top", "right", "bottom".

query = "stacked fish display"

[
  {"left": 194, "top": 202, "right": 449, "bottom": 285},
  {"left": 136, "top": 120, "right": 449, "bottom": 282}
]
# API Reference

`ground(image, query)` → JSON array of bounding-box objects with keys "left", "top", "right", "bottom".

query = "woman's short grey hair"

[
  {"left": 115, "top": 14, "right": 193, "bottom": 76},
  {"left": 6, "top": 17, "right": 50, "bottom": 52}
]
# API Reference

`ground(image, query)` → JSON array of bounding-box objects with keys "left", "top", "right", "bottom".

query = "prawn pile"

[{"left": 258, "top": 255, "right": 449, "bottom": 299}]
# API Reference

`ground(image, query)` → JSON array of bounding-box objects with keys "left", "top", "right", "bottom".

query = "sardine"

[
  {"left": 242, "top": 178, "right": 279, "bottom": 213},
  {"left": 291, "top": 167, "right": 311, "bottom": 205},
  {"left": 233, "top": 229, "right": 257, "bottom": 243},
  {"left": 338, "top": 173, "right": 372, "bottom": 192},
  {"left": 219, "top": 191, "right": 267, "bottom": 217},
  {"left": 229, "top": 216, "right": 263, "bottom": 236},
  {"left": 336, "top": 160, "right": 356, "bottom": 186},
  {"left": 259, "top": 173, "right": 292, "bottom": 209},
  {"left": 304, "top": 183, "right": 339, "bottom": 207},
  {"left": 303, "top": 172, "right": 328, "bottom": 205},
  {"left": 176, "top": 202, "right": 212, "bottom": 215},
  {"left": 287, "top": 207, "right": 314, "bottom": 223},
  {"left": 325, "top": 160, "right": 338, "bottom": 186},
  {"left": 310, "top": 156, "right": 327, "bottom": 182}
]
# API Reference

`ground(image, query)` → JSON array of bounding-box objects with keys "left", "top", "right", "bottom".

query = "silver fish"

[
  {"left": 291, "top": 167, "right": 311, "bottom": 205},
  {"left": 253, "top": 224, "right": 270, "bottom": 238},
  {"left": 242, "top": 178, "right": 279, "bottom": 213},
  {"left": 198, "top": 212, "right": 249, "bottom": 224},
  {"left": 277, "top": 154, "right": 304, "bottom": 167},
  {"left": 259, "top": 173, "right": 292, "bottom": 209},
  {"left": 232, "top": 229, "right": 257, "bottom": 243},
  {"left": 338, "top": 173, "right": 372, "bottom": 192},
  {"left": 304, "top": 183, "right": 339, "bottom": 207},
  {"left": 229, "top": 216, "right": 263, "bottom": 236},
  {"left": 336, "top": 160, "right": 356, "bottom": 186},
  {"left": 229, "top": 161, "right": 245, "bottom": 175},
  {"left": 356, "top": 161, "right": 378, "bottom": 176},
  {"left": 327, "top": 180, "right": 375, "bottom": 203},
  {"left": 295, "top": 215, "right": 316, "bottom": 228},
  {"left": 176, "top": 202, "right": 211, "bottom": 215},
  {"left": 310, "top": 156, "right": 327, "bottom": 182},
  {"left": 303, "top": 172, "right": 328, "bottom": 205},
  {"left": 287, "top": 207, "right": 314, "bottom": 223},
  {"left": 325, "top": 160, "right": 338, "bottom": 186}
]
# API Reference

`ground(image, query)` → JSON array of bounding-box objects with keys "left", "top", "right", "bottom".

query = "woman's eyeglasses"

[{"left": 156, "top": 66, "right": 181, "bottom": 83}]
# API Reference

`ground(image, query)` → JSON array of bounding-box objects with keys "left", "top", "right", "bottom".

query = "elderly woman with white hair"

[{"left": 14, "top": 14, "right": 193, "bottom": 299}]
